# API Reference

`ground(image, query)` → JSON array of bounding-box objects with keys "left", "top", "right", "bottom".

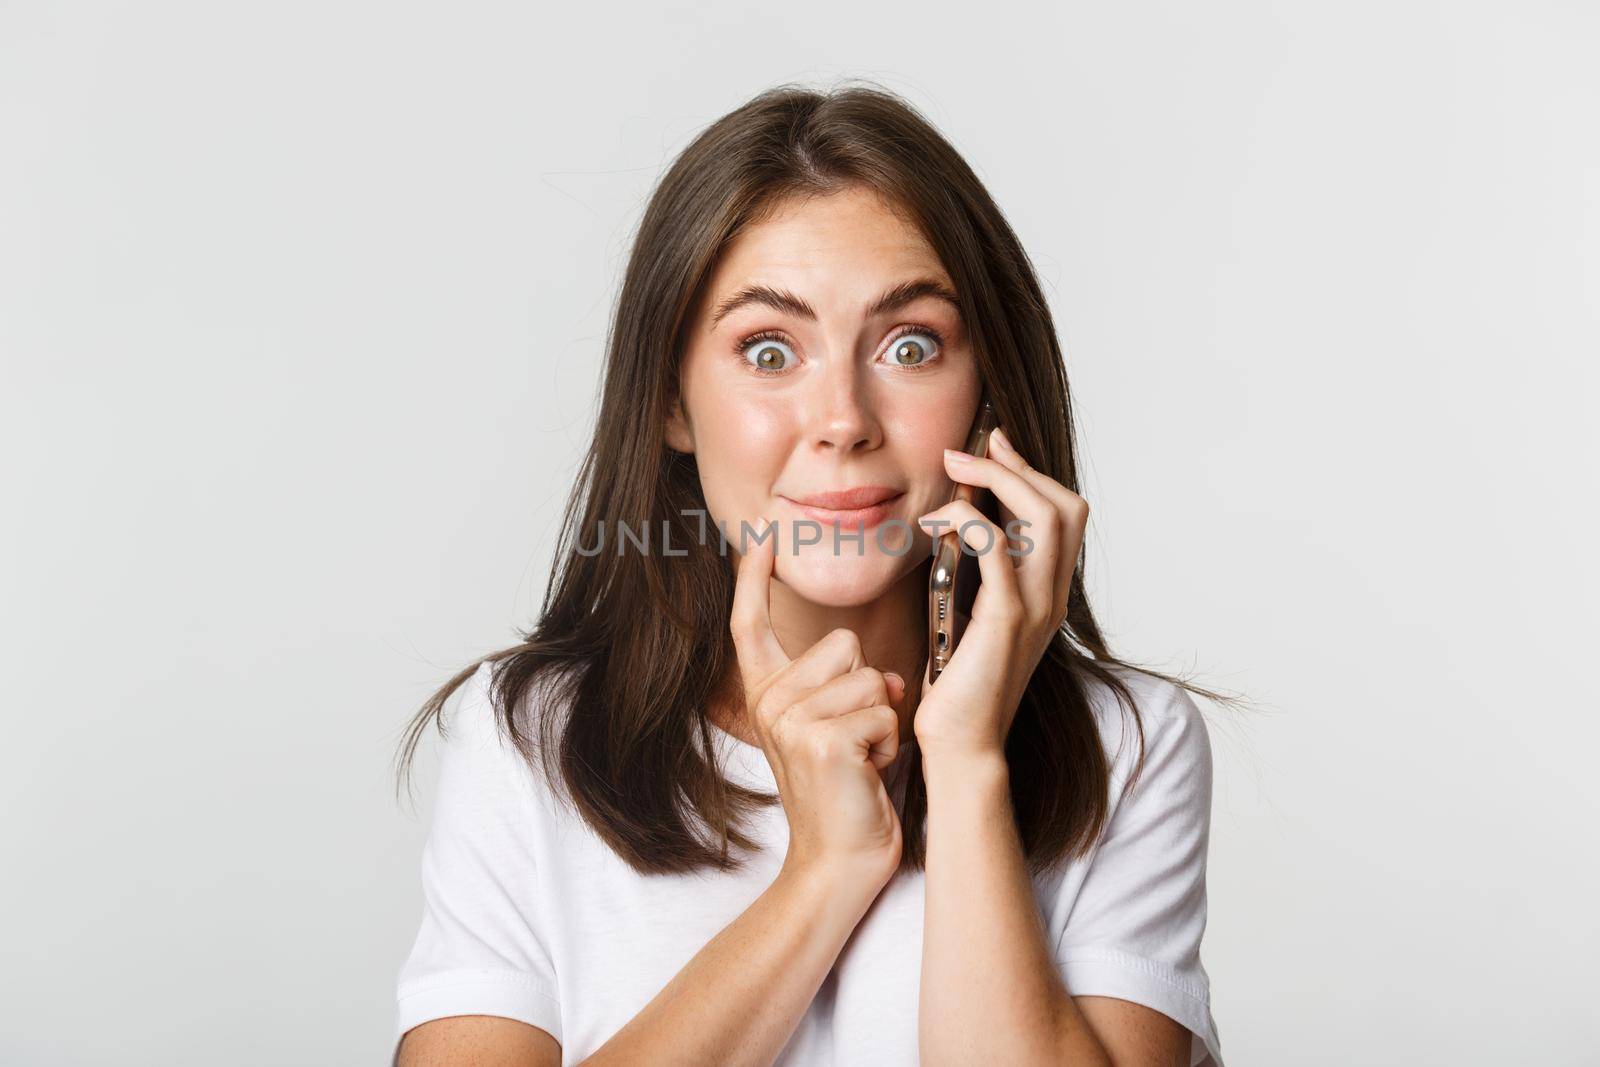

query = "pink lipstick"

[{"left": 779, "top": 486, "right": 905, "bottom": 528}]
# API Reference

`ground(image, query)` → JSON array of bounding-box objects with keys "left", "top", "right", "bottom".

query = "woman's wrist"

[
  {"left": 775, "top": 853, "right": 894, "bottom": 929},
  {"left": 919, "top": 745, "right": 1011, "bottom": 806}
]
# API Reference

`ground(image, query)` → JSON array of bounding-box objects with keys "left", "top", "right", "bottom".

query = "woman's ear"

[{"left": 664, "top": 394, "right": 694, "bottom": 454}]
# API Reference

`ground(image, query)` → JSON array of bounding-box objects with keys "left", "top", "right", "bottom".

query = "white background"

[{"left": 3, "top": 2, "right": 1595, "bottom": 1063}]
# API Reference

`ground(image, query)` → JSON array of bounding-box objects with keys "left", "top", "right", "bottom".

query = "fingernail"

[
  {"left": 991, "top": 427, "right": 1013, "bottom": 453},
  {"left": 886, "top": 672, "right": 904, "bottom": 688},
  {"left": 944, "top": 448, "right": 971, "bottom": 463}
]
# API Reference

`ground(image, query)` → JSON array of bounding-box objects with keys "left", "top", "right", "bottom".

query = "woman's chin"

[{"left": 773, "top": 548, "right": 919, "bottom": 607}]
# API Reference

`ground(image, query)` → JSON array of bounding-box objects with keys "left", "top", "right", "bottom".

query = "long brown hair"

[{"left": 393, "top": 79, "right": 1245, "bottom": 878}]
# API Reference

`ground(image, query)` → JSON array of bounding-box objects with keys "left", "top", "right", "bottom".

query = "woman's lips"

[{"left": 779, "top": 493, "right": 905, "bottom": 528}]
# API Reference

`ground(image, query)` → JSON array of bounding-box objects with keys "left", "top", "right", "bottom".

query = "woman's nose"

[{"left": 802, "top": 362, "right": 882, "bottom": 453}]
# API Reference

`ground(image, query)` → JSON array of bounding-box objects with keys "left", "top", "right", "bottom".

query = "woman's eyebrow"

[{"left": 708, "top": 277, "right": 961, "bottom": 330}]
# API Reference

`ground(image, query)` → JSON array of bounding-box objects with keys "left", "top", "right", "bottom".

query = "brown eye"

[
  {"left": 740, "top": 335, "right": 797, "bottom": 373},
  {"left": 886, "top": 331, "right": 939, "bottom": 367}
]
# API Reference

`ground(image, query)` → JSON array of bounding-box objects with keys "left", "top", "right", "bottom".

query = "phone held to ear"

[{"left": 927, "top": 396, "right": 1002, "bottom": 684}]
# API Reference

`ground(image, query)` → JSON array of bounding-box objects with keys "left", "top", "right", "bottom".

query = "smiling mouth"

[{"left": 779, "top": 492, "right": 906, "bottom": 527}]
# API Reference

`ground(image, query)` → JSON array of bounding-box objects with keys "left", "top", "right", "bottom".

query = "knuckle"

[
  {"left": 968, "top": 519, "right": 1001, "bottom": 547},
  {"left": 837, "top": 667, "right": 884, "bottom": 706},
  {"left": 769, "top": 711, "right": 796, "bottom": 748},
  {"left": 753, "top": 691, "right": 780, "bottom": 722},
  {"left": 779, "top": 693, "right": 810, "bottom": 724},
  {"left": 827, "top": 627, "right": 862, "bottom": 653}
]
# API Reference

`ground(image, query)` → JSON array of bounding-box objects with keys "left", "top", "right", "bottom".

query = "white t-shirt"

[{"left": 395, "top": 659, "right": 1225, "bottom": 1066}]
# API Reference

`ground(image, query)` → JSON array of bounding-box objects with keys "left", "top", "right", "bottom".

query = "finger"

[
  {"left": 989, "top": 426, "right": 1090, "bottom": 624},
  {"left": 753, "top": 627, "right": 867, "bottom": 733},
  {"left": 884, "top": 669, "right": 906, "bottom": 710},
  {"left": 786, "top": 665, "right": 893, "bottom": 725},
  {"left": 730, "top": 518, "right": 789, "bottom": 690},
  {"left": 941, "top": 444, "right": 1060, "bottom": 610},
  {"left": 990, "top": 426, "right": 1084, "bottom": 517},
  {"left": 942, "top": 446, "right": 1060, "bottom": 588},
  {"left": 947, "top": 436, "right": 1057, "bottom": 527},
  {"left": 918, "top": 498, "right": 1036, "bottom": 629},
  {"left": 814, "top": 703, "right": 902, "bottom": 771}
]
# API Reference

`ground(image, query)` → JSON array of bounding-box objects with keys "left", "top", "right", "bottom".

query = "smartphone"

[{"left": 927, "top": 396, "right": 1002, "bottom": 683}]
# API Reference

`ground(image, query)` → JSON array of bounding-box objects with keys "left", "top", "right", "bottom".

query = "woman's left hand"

[{"left": 913, "top": 425, "right": 1090, "bottom": 762}]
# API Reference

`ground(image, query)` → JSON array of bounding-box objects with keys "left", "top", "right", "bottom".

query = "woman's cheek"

[{"left": 696, "top": 428, "right": 787, "bottom": 528}]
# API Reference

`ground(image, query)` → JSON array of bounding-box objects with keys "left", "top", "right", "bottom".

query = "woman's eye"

[
  {"left": 737, "top": 328, "right": 943, "bottom": 374},
  {"left": 741, "top": 335, "right": 797, "bottom": 373},
  {"left": 883, "top": 330, "right": 941, "bottom": 368}
]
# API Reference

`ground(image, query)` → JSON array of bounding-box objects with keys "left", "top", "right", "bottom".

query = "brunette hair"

[{"left": 393, "top": 79, "right": 1243, "bottom": 877}]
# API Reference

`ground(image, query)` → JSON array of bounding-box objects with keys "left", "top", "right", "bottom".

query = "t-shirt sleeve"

[
  {"left": 394, "top": 661, "right": 563, "bottom": 1049},
  {"left": 1056, "top": 681, "right": 1224, "bottom": 1067}
]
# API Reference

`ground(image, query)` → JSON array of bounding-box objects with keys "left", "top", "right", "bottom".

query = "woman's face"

[{"left": 668, "top": 184, "right": 982, "bottom": 606}]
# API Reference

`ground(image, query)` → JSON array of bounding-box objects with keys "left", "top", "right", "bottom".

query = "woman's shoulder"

[
  {"left": 1072, "top": 661, "right": 1212, "bottom": 787},
  {"left": 435, "top": 657, "right": 581, "bottom": 810},
  {"left": 448, "top": 656, "right": 581, "bottom": 734},
  {"left": 1076, "top": 661, "right": 1206, "bottom": 721}
]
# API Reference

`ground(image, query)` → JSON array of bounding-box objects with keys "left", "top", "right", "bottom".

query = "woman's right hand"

[{"left": 728, "top": 520, "right": 907, "bottom": 892}]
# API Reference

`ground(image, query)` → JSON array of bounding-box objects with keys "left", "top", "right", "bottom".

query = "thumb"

[{"left": 730, "top": 518, "right": 787, "bottom": 688}]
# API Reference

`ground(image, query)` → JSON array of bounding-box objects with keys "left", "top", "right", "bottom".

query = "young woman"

[{"left": 392, "top": 82, "right": 1231, "bottom": 1067}]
